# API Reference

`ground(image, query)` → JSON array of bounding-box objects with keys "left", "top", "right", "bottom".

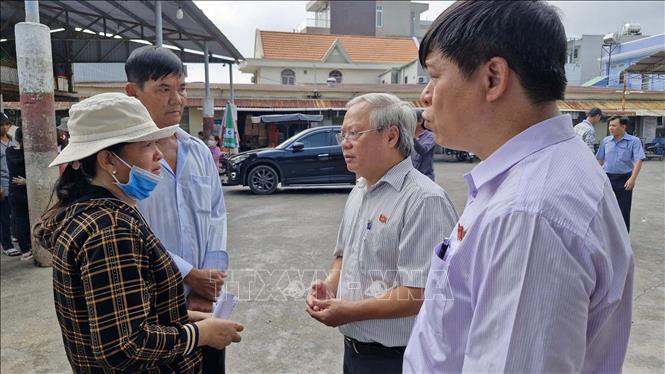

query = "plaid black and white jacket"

[{"left": 37, "top": 186, "right": 202, "bottom": 373}]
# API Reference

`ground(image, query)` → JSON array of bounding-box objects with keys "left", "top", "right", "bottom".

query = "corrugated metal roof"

[
  {"left": 1, "top": 1, "right": 243, "bottom": 63},
  {"left": 558, "top": 99, "right": 665, "bottom": 116},
  {"left": 5, "top": 98, "right": 661, "bottom": 114}
]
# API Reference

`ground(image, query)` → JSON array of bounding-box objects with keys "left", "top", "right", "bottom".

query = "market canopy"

[
  {"left": 0, "top": 0, "right": 243, "bottom": 63},
  {"left": 255, "top": 113, "right": 324, "bottom": 124}
]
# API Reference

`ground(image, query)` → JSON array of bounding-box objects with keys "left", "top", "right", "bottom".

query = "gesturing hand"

[
  {"left": 306, "top": 298, "right": 354, "bottom": 328},
  {"left": 195, "top": 318, "right": 244, "bottom": 349},
  {"left": 306, "top": 280, "right": 334, "bottom": 312},
  {"left": 187, "top": 292, "right": 214, "bottom": 313},
  {"left": 184, "top": 268, "right": 225, "bottom": 302}
]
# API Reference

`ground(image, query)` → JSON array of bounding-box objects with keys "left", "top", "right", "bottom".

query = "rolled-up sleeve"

[
  {"left": 397, "top": 195, "right": 457, "bottom": 288},
  {"left": 79, "top": 226, "right": 198, "bottom": 371}
]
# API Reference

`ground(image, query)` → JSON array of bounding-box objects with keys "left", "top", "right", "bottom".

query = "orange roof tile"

[{"left": 259, "top": 31, "right": 417, "bottom": 64}]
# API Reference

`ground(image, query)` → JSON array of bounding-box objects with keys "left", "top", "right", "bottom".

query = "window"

[
  {"left": 281, "top": 69, "right": 295, "bottom": 85},
  {"left": 404, "top": 76, "right": 408, "bottom": 84},
  {"left": 299, "top": 132, "right": 332, "bottom": 148},
  {"left": 329, "top": 70, "right": 342, "bottom": 83},
  {"left": 376, "top": 5, "right": 383, "bottom": 28}
]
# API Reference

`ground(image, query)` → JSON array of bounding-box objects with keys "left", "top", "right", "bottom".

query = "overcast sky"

[{"left": 186, "top": 1, "right": 665, "bottom": 83}]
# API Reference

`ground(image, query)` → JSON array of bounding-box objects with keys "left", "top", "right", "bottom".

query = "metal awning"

[
  {"left": 253, "top": 113, "right": 324, "bottom": 124},
  {"left": 625, "top": 50, "right": 665, "bottom": 74},
  {"left": 557, "top": 99, "right": 665, "bottom": 116},
  {"left": 0, "top": 0, "right": 243, "bottom": 63}
]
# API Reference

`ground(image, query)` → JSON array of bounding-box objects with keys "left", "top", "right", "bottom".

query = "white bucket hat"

[{"left": 49, "top": 93, "right": 178, "bottom": 167}]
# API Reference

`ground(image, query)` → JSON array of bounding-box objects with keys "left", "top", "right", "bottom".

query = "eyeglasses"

[{"left": 335, "top": 128, "right": 380, "bottom": 144}]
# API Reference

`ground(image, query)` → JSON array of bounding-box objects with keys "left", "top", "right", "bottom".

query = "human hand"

[
  {"left": 306, "top": 298, "right": 354, "bottom": 327},
  {"left": 195, "top": 318, "right": 244, "bottom": 349},
  {"left": 11, "top": 176, "right": 26, "bottom": 186},
  {"left": 0, "top": 188, "right": 4, "bottom": 200},
  {"left": 306, "top": 280, "right": 334, "bottom": 312},
  {"left": 184, "top": 268, "right": 225, "bottom": 301},
  {"left": 624, "top": 178, "right": 636, "bottom": 191},
  {"left": 188, "top": 310, "right": 212, "bottom": 322},
  {"left": 187, "top": 292, "right": 214, "bottom": 313}
]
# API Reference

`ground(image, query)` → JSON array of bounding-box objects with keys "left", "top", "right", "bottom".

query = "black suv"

[{"left": 223, "top": 126, "right": 355, "bottom": 194}]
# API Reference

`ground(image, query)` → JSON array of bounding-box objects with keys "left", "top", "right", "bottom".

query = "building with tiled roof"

[{"left": 239, "top": 30, "right": 425, "bottom": 85}]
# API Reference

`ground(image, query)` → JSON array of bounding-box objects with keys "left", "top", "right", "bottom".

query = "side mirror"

[{"left": 292, "top": 142, "right": 305, "bottom": 152}]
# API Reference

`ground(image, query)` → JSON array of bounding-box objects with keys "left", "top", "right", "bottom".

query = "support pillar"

[
  {"left": 202, "top": 42, "right": 213, "bottom": 138},
  {"left": 229, "top": 62, "right": 234, "bottom": 104},
  {"left": 155, "top": 0, "right": 163, "bottom": 46},
  {"left": 15, "top": 1, "right": 59, "bottom": 267}
]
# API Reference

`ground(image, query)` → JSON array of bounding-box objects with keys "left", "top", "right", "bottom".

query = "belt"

[
  {"left": 606, "top": 172, "right": 631, "bottom": 181},
  {"left": 344, "top": 336, "right": 406, "bottom": 355}
]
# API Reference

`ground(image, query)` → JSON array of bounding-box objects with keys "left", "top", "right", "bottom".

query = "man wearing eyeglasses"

[{"left": 306, "top": 93, "right": 458, "bottom": 374}]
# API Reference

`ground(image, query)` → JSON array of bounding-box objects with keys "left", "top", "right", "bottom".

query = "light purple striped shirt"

[{"left": 404, "top": 114, "right": 634, "bottom": 373}]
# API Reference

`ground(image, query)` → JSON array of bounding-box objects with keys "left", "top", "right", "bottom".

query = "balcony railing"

[{"left": 297, "top": 18, "right": 330, "bottom": 32}]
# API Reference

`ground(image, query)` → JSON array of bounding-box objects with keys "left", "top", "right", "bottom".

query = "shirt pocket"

[
  {"left": 422, "top": 244, "right": 454, "bottom": 337},
  {"left": 360, "top": 220, "right": 399, "bottom": 274},
  {"left": 615, "top": 143, "right": 629, "bottom": 159},
  {"left": 187, "top": 175, "right": 212, "bottom": 214}
]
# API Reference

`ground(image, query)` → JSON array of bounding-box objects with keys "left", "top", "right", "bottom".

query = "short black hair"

[
  {"left": 608, "top": 116, "right": 630, "bottom": 127},
  {"left": 587, "top": 108, "right": 603, "bottom": 117},
  {"left": 415, "top": 109, "right": 423, "bottom": 122},
  {"left": 419, "top": 1, "right": 567, "bottom": 104},
  {"left": 125, "top": 46, "right": 185, "bottom": 88}
]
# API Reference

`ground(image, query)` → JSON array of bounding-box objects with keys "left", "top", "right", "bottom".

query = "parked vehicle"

[
  {"left": 223, "top": 126, "right": 356, "bottom": 194},
  {"left": 442, "top": 147, "right": 475, "bottom": 162},
  {"left": 645, "top": 137, "right": 665, "bottom": 161}
]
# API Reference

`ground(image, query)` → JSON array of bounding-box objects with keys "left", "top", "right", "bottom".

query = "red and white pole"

[{"left": 15, "top": 0, "right": 59, "bottom": 266}]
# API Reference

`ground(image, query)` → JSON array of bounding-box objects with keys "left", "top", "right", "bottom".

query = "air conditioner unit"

[{"left": 417, "top": 76, "right": 428, "bottom": 84}]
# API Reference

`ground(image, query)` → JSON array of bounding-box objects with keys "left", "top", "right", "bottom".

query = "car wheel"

[{"left": 248, "top": 165, "right": 278, "bottom": 195}]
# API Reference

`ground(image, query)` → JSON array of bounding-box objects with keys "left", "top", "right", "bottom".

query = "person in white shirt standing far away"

[
  {"left": 574, "top": 107, "right": 602, "bottom": 152},
  {"left": 403, "top": 1, "right": 634, "bottom": 373}
]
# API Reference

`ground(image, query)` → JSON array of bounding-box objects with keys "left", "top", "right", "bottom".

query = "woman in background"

[{"left": 5, "top": 127, "right": 32, "bottom": 260}]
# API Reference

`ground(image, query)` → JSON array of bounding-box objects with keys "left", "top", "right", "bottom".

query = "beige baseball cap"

[{"left": 49, "top": 93, "right": 178, "bottom": 167}]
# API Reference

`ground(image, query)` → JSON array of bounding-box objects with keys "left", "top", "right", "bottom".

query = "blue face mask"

[{"left": 110, "top": 153, "right": 162, "bottom": 200}]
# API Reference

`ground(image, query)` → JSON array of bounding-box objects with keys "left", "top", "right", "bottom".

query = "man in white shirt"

[
  {"left": 125, "top": 46, "right": 230, "bottom": 373},
  {"left": 404, "top": 2, "right": 633, "bottom": 373},
  {"left": 574, "top": 107, "right": 602, "bottom": 152}
]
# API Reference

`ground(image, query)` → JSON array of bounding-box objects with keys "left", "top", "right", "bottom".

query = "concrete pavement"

[{"left": 1, "top": 157, "right": 663, "bottom": 373}]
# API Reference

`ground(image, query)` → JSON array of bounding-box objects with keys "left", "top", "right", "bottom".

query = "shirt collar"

[
  {"left": 359, "top": 157, "right": 414, "bottom": 193},
  {"left": 612, "top": 134, "right": 627, "bottom": 143},
  {"left": 465, "top": 114, "right": 574, "bottom": 198}
]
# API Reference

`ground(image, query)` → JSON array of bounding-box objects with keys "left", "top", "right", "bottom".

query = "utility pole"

[{"left": 15, "top": 0, "right": 59, "bottom": 266}]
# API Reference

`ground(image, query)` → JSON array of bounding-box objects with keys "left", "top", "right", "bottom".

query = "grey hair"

[{"left": 346, "top": 93, "right": 415, "bottom": 157}]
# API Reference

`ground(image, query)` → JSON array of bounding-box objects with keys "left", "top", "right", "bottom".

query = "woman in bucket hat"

[{"left": 34, "top": 93, "right": 243, "bottom": 373}]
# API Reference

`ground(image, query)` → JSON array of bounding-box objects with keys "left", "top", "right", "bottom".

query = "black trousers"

[
  {"left": 343, "top": 336, "right": 405, "bottom": 374},
  {"left": 8, "top": 189, "right": 30, "bottom": 253},
  {"left": 201, "top": 347, "right": 225, "bottom": 374},
  {"left": 607, "top": 173, "right": 633, "bottom": 232},
  {"left": 0, "top": 196, "right": 12, "bottom": 249}
]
